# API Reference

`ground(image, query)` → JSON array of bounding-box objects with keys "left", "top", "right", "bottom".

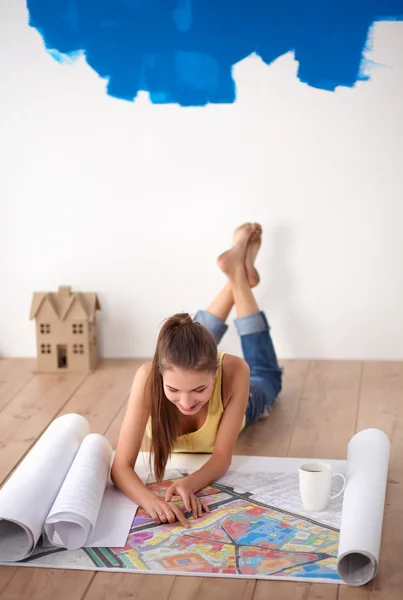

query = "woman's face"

[{"left": 162, "top": 367, "right": 216, "bottom": 416}]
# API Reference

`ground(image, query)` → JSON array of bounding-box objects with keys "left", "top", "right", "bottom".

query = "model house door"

[{"left": 57, "top": 345, "right": 68, "bottom": 369}]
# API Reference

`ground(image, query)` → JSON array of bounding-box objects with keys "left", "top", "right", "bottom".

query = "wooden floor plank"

[
  {"left": 56, "top": 359, "right": 144, "bottom": 435},
  {"left": 0, "top": 569, "right": 94, "bottom": 600},
  {"left": 287, "top": 361, "right": 362, "bottom": 458},
  {"left": 338, "top": 584, "right": 373, "bottom": 599},
  {"left": 0, "top": 373, "right": 86, "bottom": 484},
  {"left": 235, "top": 359, "right": 309, "bottom": 456},
  {"left": 254, "top": 360, "right": 363, "bottom": 600},
  {"left": 0, "top": 359, "right": 35, "bottom": 413},
  {"left": 167, "top": 576, "right": 256, "bottom": 600},
  {"left": 83, "top": 573, "right": 175, "bottom": 600},
  {"left": 0, "top": 568, "right": 17, "bottom": 596},
  {"left": 253, "top": 580, "right": 338, "bottom": 599}
]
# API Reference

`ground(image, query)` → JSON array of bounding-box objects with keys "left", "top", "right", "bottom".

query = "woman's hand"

[
  {"left": 165, "top": 479, "right": 211, "bottom": 519},
  {"left": 141, "top": 493, "right": 190, "bottom": 528}
]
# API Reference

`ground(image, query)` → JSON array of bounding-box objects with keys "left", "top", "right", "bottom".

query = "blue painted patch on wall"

[{"left": 26, "top": 0, "right": 403, "bottom": 106}]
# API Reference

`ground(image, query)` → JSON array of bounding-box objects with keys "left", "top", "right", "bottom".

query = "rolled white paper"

[
  {"left": 337, "top": 428, "right": 390, "bottom": 585},
  {"left": 0, "top": 414, "right": 90, "bottom": 561}
]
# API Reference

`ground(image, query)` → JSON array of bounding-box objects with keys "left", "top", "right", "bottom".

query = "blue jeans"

[{"left": 194, "top": 310, "right": 283, "bottom": 425}]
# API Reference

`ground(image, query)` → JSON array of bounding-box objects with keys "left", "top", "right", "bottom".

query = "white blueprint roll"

[
  {"left": 337, "top": 428, "right": 390, "bottom": 586},
  {"left": 0, "top": 414, "right": 90, "bottom": 561},
  {"left": 44, "top": 433, "right": 112, "bottom": 550}
]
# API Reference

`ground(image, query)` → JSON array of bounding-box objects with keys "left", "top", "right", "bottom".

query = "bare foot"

[
  {"left": 231, "top": 223, "right": 262, "bottom": 287},
  {"left": 232, "top": 223, "right": 254, "bottom": 246},
  {"left": 218, "top": 223, "right": 254, "bottom": 278},
  {"left": 246, "top": 223, "right": 262, "bottom": 288}
]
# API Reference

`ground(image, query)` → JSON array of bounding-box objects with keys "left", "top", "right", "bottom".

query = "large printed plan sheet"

[
  {"left": 0, "top": 418, "right": 390, "bottom": 588},
  {"left": 150, "top": 427, "right": 390, "bottom": 586},
  {"left": 0, "top": 414, "right": 141, "bottom": 560}
]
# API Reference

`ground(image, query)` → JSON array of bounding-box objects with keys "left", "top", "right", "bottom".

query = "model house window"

[
  {"left": 41, "top": 344, "right": 51, "bottom": 354},
  {"left": 40, "top": 324, "right": 51, "bottom": 334},
  {"left": 73, "top": 344, "right": 84, "bottom": 354},
  {"left": 72, "top": 323, "right": 84, "bottom": 334}
]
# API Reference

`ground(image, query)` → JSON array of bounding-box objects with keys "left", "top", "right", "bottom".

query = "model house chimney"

[{"left": 58, "top": 286, "right": 72, "bottom": 296}]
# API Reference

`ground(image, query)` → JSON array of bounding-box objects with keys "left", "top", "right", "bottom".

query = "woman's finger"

[
  {"left": 183, "top": 491, "right": 192, "bottom": 513},
  {"left": 157, "top": 510, "right": 168, "bottom": 523},
  {"left": 190, "top": 495, "right": 198, "bottom": 519},
  {"left": 165, "top": 508, "right": 177, "bottom": 524},
  {"left": 171, "top": 504, "right": 190, "bottom": 528},
  {"left": 149, "top": 510, "right": 162, "bottom": 525},
  {"left": 165, "top": 484, "right": 175, "bottom": 502},
  {"left": 196, "top": 499, "right": 204, "bottom": 518}
]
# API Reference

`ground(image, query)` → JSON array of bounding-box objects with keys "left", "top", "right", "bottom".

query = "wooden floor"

[{"left": 0, "top": 358, "right": 402, "bottom": 600}]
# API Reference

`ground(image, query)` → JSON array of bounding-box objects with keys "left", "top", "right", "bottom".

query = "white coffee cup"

[{"left": 299, "top": 462, "right": 346, "bottom": 511}]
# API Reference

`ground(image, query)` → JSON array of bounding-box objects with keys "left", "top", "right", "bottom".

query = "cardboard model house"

[{"left": 29, "top": 286, "right": 101, "bottom": 373}]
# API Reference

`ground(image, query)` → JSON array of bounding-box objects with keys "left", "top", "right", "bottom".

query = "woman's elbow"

[{"left": 111, "top": 457, "right": 132, "bottom": 487}]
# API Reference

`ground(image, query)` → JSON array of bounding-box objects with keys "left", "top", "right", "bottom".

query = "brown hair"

[{"left": 146, "top": 313, "right": 218, "bottom": 481}]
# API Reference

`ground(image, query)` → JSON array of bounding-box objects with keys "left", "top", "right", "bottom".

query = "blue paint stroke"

[{"left": 26, "top": 1, "right": 403, "bottom": 105}]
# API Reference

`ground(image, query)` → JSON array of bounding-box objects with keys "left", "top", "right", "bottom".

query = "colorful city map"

[{"left": 25, "top": 469, "right": 342, "bottom": 582}]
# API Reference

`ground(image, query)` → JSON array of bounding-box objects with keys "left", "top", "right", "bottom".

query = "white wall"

[{"left": 1, "top": 2, "right": 403, "bottom": 361}]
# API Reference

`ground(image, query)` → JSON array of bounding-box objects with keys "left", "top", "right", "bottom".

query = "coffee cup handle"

[{"left": 330, "top": 473, "right": 346, "bottom": 500}]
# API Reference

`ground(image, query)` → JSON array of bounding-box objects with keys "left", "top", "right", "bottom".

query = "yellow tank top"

[{"left": 145, "top": 352, "right": 246, "bottom": 453}]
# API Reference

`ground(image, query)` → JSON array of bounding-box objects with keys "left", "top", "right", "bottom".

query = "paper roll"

[
  {"left": 44, "top": 433, "right": 112, "bottom": 550},
  {"left": 337, "top": 428, "right": 390, "bottom": 586},
  {"left": 0, "top": 414, "right": 90, "bottom": 561}
]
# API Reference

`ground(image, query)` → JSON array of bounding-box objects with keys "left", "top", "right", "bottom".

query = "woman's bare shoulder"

[
  {"left": 128, "top": 361, "right": 153, "bottom": 406},
  {"left": 221, "top": 354, "right": 250, "bottom": 407},
  {"left": 136, "top": 361, "right": 153, "bottom": 379},
  {"left": 222, "top": 353, "right": 249, "bottom": 374}
]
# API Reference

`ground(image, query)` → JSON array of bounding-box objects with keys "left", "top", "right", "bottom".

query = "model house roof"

[{"left": 30, "top": 286, "right": 101, "bottom": 321}]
